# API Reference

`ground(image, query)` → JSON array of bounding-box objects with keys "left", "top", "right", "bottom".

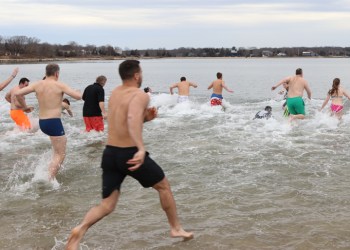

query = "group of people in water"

[
  {"left": 1, "top": 61, "right": 193, "bottom": 249},
  {"left": 0, "top": 61, "right": 349, "bottom": 249}
]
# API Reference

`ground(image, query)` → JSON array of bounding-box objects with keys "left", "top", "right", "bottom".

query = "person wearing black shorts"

[{"left": 66, "top": 60, "right": 193, "bottom": 250}]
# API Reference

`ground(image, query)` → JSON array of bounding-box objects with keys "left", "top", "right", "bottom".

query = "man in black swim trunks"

[{"left": 66, "top": 60, "right": 193, "bottom": 250}]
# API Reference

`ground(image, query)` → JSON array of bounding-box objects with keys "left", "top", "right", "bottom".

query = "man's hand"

[
  {"left": 127, "top": 150, "right": 146, "bottom": 171},
  {"left": 23, "top": 106, "right": 34, "bottom": 113},
  {"left": 144, "top": 107, "right": 157, "bottom": 122}
]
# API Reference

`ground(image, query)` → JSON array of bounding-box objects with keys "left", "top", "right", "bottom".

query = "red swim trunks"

[
  {"left": 210, "top": 98, "right": 222, "bottom": 106},
  {"left": 83, "top": 116, "right": 104, "bottom": 132}
]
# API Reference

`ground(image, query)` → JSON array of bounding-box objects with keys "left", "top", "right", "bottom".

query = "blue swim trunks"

[
  {"left": 39, "top": 118, "right": 65, "bottom": 136},
  {"left": 210, "top": 93, "right": 223, "bottom": 99}
]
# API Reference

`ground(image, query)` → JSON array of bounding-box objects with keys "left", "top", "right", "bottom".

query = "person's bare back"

[
  {"left": 170, "top": 77, "right": 197, "bottom": 96},
  {"left": 211, "top": 79, "right": 225, "bottom": 95},
  {"left": 287, "top": 76, "right": 310, "bottom": 98},
  {"left": 107, "top": 85, "right": 148, "bottom": 147}
]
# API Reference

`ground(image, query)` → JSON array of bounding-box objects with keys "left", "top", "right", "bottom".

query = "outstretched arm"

[
  {"left": 272, "top": 77, "right": 290, "bottom": 91},
  {"left": 207, "top": 82, "right": 213, "bottom": 90},
  {"left": 14, "top": 84, "right": 35, "bottom": 110},
  {"left": 0, "top": 67, "right": 19, "bottom": 91},
  {"left": 222, "top": 81, "right": 234, "bottom": 93},
  {"left": 189, "top": 82, "right": 198, "bottom": 88},
  {"left": 60, "top": 82, "right": 82, "bottom": 100}
]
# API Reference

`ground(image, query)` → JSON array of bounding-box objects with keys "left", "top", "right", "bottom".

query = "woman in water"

[{"left": 320, "top": 78, "right": 350, "bottom": 119}]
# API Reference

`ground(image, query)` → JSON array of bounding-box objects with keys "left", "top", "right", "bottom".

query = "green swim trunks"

[{"left": 287, "top": 97, "right": 305, "bottom": 115}]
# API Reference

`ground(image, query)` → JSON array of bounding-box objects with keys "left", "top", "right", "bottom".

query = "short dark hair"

[
  {"left": 296, "top": 68, "right": 302, "bottom": 75},
  {"left": 19, "top": 77, "right": 29, "bottom": 85},
  {"left": 180, "top": 76, "right": 186, "bottom": 81},
  {"left": 63, "top": 98, "right": 70, "bottom": 105},
  {"left": 46, "top": 63, "right": 60, "bottom": 77},
  {"left": 265, "top": 106, "right": 272, "bottom": 112},
  {"left": 119, "top": 60, "right": 140, "bottom": 80},
  {"left": 217, "top": 72, "right": 222, "bottom": 79},
  {"left": 144, "top": 87, "right": 150, "bottom": 93}
]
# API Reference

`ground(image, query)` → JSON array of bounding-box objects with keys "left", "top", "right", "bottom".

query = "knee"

[
  {"left": 101, "top": 202, "right": 116, "bottom": 215},
  {"left": 153, "top": 177, "right": 171, "bottom": 191}
]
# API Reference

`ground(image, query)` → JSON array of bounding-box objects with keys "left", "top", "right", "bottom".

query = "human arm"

[
  {"left": 144, "top": 107, "right": 157, "bottom": 122},
  {"left": 272, "top": 77, "right": 290, "bottom": 91},
  {"left": 207, "top": 82, "right": 213, "bottom": 90},
  {"left": 99, "top": 101, "right": 107, "bottom": 119},
  {"left": 61, "top": 83, "right": 82, "bottom": 100},
  {"left": 304, "top": 81, "right": 312, "bottom": 99},
  {"left": 5, "top": 91, "right": 11, "bottom": 103},
  {"left": 170, "top": 83, "right": 178, "bottom": 95},
  {"left": 189, "top": 82, "right": 198, "bottom": 88},
  {"left": 126, "top": 93, "right": 149, "bottom": 171},
  {"left": 62, "top": 102, "right": 73, "bottom": 117},
  {"left": 14, "top": 84, "right": 35, "bottom": 110},
  {"left": 222, "top": 81, "right": 234, "bottom": 93},
  {"left": 0, "top": 67, "right": 19, "bottom": 91},
  {"left": 320, "top": 95, "right": 330, "bottom": 111},
  {"left": 343, "top": 88, "right": 350, "bottom": 100}
]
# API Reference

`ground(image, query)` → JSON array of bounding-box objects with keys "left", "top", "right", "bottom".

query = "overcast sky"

[{"left": 1, "top": 0, "right": 350, "bottom": 49}]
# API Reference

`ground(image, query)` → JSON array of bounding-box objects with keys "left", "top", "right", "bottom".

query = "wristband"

[{"left": 11, "top": 75, "right": 16, "bottom": 78}]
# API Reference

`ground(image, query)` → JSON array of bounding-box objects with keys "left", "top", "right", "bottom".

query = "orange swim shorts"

[{"left": 10, "top": 109, "right": 31, "bottom": 129}]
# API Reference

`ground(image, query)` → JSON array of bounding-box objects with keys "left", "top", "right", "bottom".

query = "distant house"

[
  {"left": 230, "top": 49, "right": 238, "bottom": 56},
  {"left": 262, "top": 50, "right": 273, "bottom": 57},
  {"left": 302, "top": 51, "right": 317, "bottom": 57},
  {"left": 277, "top": 52, "right": 287, "bottom": 57}
]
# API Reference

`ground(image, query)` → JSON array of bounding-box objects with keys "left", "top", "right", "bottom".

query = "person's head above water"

[{"left": 265, "top": 106, "right": 272, "bottom": 112}]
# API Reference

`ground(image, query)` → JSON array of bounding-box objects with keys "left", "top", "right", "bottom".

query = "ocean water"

[{"left": 1, "top": 58, "right": 350, "bottom": 250}]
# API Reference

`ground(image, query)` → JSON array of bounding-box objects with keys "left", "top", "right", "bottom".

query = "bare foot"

[
  {"left": 65, "top": 226, "right": 84, "bottom": 250},
  {"left": 170, "top": 228, "right": 194, "bottom": 241}
]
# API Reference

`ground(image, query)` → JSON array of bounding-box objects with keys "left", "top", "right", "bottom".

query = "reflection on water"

[{"left": 1, "top": 59, "right": 350, "bottom": 249}]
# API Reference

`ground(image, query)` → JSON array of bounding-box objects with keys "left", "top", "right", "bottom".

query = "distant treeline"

[{"left": 1, "top": 35, "right": 350, "bottom": 59}]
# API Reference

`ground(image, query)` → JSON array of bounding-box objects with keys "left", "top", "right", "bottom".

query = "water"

[{"left": 1, "top": 58, "right": 350, "bottom": 250}]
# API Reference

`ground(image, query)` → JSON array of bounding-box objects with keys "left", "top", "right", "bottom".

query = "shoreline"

[{"left": 0, "top": 55, "right": 348, "bottom": 64}]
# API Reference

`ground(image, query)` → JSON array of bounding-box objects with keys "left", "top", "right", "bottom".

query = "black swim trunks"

[{"left": 101, "top": 145, "right": 165, "bottom": 198}]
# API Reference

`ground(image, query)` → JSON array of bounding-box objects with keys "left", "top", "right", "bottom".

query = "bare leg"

[
  {"left": 289, "top": 114, "right": 305, "bottom": 122},
  {"left": 153, "top": 178, "right": 193, "bottom": 240},
  {"left": 48, "top": 135, "right": 67, "bottom": 180},
  {"left": 65, "top": 190, "right": 120, "bottom": 250}
]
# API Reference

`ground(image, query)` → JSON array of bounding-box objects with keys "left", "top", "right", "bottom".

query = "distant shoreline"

[{"left": 0, "top": 55, "right": 348, "bottom": 64}]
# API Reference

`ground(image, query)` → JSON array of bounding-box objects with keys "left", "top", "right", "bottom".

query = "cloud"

[{"left": 1, "top": 0, "right": 350, "bottom": 48}]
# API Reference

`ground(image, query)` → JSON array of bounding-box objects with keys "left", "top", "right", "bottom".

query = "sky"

[{"left": 1, "top": 0, "right": 350, "bottom": 49}]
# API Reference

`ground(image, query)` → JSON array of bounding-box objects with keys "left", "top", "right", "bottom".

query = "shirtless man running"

[
  {"left": 14, "top": 63, "right": 82, "bottom": 180},
  {"left": 207, "top": 72, "right": 234, "bottom": 106},
  {"left": 170, "top": 76, "right": 198, "bottom": 103},
  {"left": 272, "top": 68, "right": 311, "bottom": 120},
  {"left": 66, "top": 60, "right": 193, "bottom": 250},
  {"left": 5, "top": 77, "right": 34, "bottom": 130}
]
